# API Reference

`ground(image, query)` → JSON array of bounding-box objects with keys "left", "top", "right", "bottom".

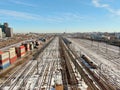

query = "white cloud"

[
  {"left": 9, "top": 0, "right": 37, "bottom": 7},
  {"left": 0, "top": 9, "right": 39, "bottom": 20},
  {"left": 92, "top": 0, "right": 109, "bottom": 7},
  {"left": 92, "top": 0, "right": 120, "bottom": 16},
  {"left": 0, "top": 9, "right": 83, "bottom": 22}
]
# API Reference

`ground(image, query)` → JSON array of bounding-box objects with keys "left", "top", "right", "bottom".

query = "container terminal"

[{"left": 0, "top": 34, "right": 119, "bottom": 90}]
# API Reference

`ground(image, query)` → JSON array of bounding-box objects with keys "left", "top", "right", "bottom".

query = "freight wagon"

[
  {"left": 62, "top": 38, "right": 71, "bottom": 45},
  {"left": 81, "top": 55, "right": 97, "bottom": 69}
]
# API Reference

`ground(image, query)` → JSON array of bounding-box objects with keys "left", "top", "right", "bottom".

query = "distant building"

[
  {"left": 0, "top": 28, "right": 2, "bottom": 39},
  {"left": 115, "top": 33, "right": 120, "bottom": 39},
  {"left": 5, "top": 28, "right": 13, "bottom": 37},
  {"left": 0, "top": 22, "right": 13, "bottom": 38},
  {"left": 90, "top": 32, "right": 102, "bottom": 40}
]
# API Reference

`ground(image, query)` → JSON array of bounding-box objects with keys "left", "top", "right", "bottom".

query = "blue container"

[{"left": 0, "top": 62, "right": 10, "bottom": 69}]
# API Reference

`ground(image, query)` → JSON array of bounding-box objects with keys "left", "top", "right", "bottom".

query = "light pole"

[
  {"left": 37, "top": 59, "right": 39, "bottom": 74},
  {"left": 119, "top": 44, "right": 120, "bottom": 55},
  {"left": 97, "top": 39, "right": 100, "bottom": 52},
  {"left": 91, "top": 39, "right": 93, "bottom": 47},
  {"left": 105, "top": 39, "right": 108, "bottom": 53},
  {"left": 99, "top": 63, "right": 103, "bottom": 80}
]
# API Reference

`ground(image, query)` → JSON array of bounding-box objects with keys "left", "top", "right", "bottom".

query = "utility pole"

[
  {"left": 37, "top": 60, "right": 39, "bottom": 74},
  {"left": 99, "top": 63, "right": 103, "bottom": 80},
  {"left": 97, "top": 39, "right": 100, "bottom": 51},
  {"left": 119, "top": 44, "right": 120, "bottom": 55},
  {"left": 106, "top": 40, "right": 108, "bottom": 53},
  {"left": 91, "top": 39, "right": 93, "bottom": 47}
]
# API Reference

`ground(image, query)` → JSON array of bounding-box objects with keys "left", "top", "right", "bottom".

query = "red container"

[
  {"left": 10, "top": 56, "right": 17, "bottom": 64},
  {"left": 0, "top": 58, "right": 9, "bottom": 64},
  {"left": 6, "top": 48, "right": 17, "bottom": 64},
  {"left": 16, "top": 45, "right": 26, "bottom": 57},
  {"left": 22, "top": 43, "right": 30, "bottom": 52}
]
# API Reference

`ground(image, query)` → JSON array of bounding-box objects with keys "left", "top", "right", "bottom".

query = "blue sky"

[{"left": 0, "top": 0, "right": 120, "bottom": 33}]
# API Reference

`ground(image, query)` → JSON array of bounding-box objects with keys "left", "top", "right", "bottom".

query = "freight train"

[
  {"left": 62, "top": 37, "right": 71, "bottom": 45},
  {"left": 0, "top": 40, "right": 43, "bottom": 69},
  {"left": 81, "top": 55, "right": 97, "bottom": 69}
]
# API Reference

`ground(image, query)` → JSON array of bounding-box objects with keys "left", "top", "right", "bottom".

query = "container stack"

[
  {"left": 29, "top": 43, "right": 34, "bottom": 50},
  {"left": 16, "top": 45, "right": 26, "bottom": 57},
  {"left": 23, "top": 43, "right": 30, "bottom": 52},
  {"left": 0, "top": 51, "right": 10, "bottom": 69},
  {"left": 7, "top": 48, "right": 17, "bottom": 64}
]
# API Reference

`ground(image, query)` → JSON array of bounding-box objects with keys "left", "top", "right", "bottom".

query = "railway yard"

[{"left": 0, "top": 36, "right": 119, "bottom": 90}]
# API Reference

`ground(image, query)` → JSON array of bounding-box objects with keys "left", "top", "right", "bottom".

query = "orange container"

[{"left": 55, "top": 85, "right": 63, "bottom": 90}]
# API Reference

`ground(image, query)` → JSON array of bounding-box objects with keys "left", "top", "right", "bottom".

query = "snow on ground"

[{"left": 68, "top": 38, "right": 120, "bottom": 88}]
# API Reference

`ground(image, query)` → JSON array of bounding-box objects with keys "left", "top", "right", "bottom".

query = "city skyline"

[{"left": 0, "top": 0, "right": 120, "bottom": 33}]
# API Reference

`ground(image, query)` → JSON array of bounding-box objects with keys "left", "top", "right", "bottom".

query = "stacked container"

[
  {"left": 35, "top": 41, "right": 40, "bottom": 46},
  {"left": 32, "top": 41, "right": 36, "bottom": 48},
  {"left": 22, "top": 43, "right": 30, "bottom": 52},
  {"left": 7, "top": 47, "right": 17, "bottom": 64},
  {"left": 29, "top": 42, "right": 34, "bottom": 50},
  {"left": 0, "top": 51, "right": 10, "bottom": 69},
  {"left": 16, "top": 45, "right": 26, "bottom": 57}
]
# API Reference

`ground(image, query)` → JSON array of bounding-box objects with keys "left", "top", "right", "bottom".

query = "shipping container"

[
  {"left": 55, "top": 85, "right": 63, "bottom": 90},
  {"left": 15, "top": 45, "right": 26, "bottom": 57},
  {"left": 0, "top": 60, "right": 10, "bottom": 65},
  {"left": 22, "top": 43, "right": 30, "bottom": 52},
  {"left": 0, "top": 51, "right": 9, "bottom": 61},
  {"left": 35, "top": 41, "right": 40, "bottom": 46},
  {"left": 0, "top": 62, "right": 10, "bottom": 69},
  {"left": 5, "top": 47, "right": 17, "bottom": 64},
  {"left": 29, "top": 43, "right": 34, "bottom": 50},
  {"left": 0, "top": 58, "right": 9, "bottom": 63},
  {"left": 10, "top": 56, "right": 17, "bottom": 64},
  {"left": 0, "top": 51, "right": 10, "bottom": 69}
]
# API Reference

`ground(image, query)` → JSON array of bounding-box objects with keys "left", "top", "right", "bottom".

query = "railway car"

[
  {"left": 81, "top": 55, "right": 97, "bottom": 69},
  {"left": 62, "top": 38, "right": 72, "bottom": 45}
]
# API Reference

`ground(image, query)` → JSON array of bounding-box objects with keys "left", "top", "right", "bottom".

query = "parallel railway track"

[{"left": 62, "top": 37, "right": 116, "bottom": 90}]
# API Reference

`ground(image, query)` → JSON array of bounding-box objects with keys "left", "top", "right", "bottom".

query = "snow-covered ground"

[{"left": 68, "top": 38, "right": 120, "bottom": 88}]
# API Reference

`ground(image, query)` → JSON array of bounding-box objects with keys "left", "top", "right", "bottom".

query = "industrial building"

[{"left": 0, "top": 22, "right": 13, "bottom": 38}]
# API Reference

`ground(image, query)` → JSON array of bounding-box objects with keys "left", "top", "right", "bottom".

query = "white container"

[
  {"left": 30, "top": 44, "right": 34, "bottom": 50},
  {"left": 21, "top": 48, "right": 25, "bottom": 53},
  {"left": 6, "top": 49, "right": 16, "bottom": 58},
  {"left": 0, "top": 60, "right": 10, "bottom": 66},
  {"left": 0, "top": 52, "right": 9, "bottom": 61}
]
